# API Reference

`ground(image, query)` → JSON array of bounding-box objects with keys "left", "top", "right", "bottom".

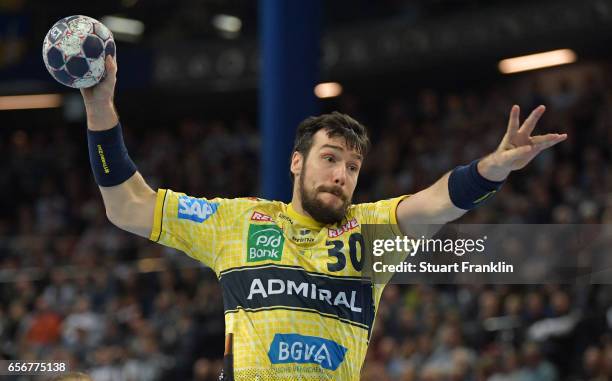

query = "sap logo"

[
  {"left": 247, "top": 225, "right": 285, "bottom": 262},
  {"left": 178, "top": 196, "right": 218, "bottom": 223},
  {"left": 328, "top": 218, "right": 359, "bottom": 238},
  {"left": 251, "top": 211, "right": 272, "bottom": 222},
  {"left": 268, "top": 334, "right": 347, "bottom": 371}
]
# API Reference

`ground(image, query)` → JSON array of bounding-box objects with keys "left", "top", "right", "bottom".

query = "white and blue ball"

[{"left": 42, "top": 15, "right": 116, "bottom": 88}]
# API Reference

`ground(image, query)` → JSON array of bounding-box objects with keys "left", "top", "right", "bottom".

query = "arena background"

[{"left": 1, "top": 0, "right": 612, "bottom": 380}]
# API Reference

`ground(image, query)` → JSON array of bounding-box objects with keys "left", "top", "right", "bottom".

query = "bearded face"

[
  {"left": 299, "top": 161, "right": 352, "bottom": 224},
  {"left": 292, "top": 131, "right": 361, "bottom": 225}
]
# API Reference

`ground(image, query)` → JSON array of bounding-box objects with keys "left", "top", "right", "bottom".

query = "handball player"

[{"left": 80, "top": 55, "right": 566, "bottom": 380}]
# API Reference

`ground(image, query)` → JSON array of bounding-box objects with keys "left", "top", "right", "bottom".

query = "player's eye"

[
  {"left": 323, "top": 155, "right": 335, "bottom": 163},
  {"left": 348, "top": 164, "right": 359, "bottom": 172}
]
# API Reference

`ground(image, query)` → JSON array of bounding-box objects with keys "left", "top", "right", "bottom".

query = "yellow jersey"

[{"left": 149, "top": 189, "right": 407, "bottom": 380}]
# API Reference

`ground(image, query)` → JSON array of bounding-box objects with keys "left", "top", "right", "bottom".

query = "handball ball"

[{"left": 42, "top": 15, "right": 116, "bottom": 89}]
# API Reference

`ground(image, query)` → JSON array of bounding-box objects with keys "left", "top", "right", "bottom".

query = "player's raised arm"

[
  {"left": 396, "top": 105, "right": 567, "bottom": 235},
  {"left": 80, "top": 55, "right": 157, "bottom": 238}
]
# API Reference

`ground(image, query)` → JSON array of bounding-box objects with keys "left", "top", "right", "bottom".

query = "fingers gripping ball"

[{"left": 42, "top": 15, "right": 116, "bottom": 88}]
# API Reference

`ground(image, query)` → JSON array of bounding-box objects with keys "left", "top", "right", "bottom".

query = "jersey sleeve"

[
  {"left": 148, "top": 188, "right": 239, "bottom": 269},
  {"left": 354, "top": 195, "right": 409, "bottom": 234}
]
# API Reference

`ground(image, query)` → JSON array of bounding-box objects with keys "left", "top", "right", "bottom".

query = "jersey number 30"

[{"left": 326, "top": 233, "right": 364, "bottom": 272}]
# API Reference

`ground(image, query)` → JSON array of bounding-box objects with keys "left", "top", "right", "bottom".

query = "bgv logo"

[
  {"left": 178, "top": 196, "right": 218, "bottom": 223},
  {"left": 247, "top": 224, "right": 284, "bottom": 262},
  {"left": 268, "top": 333, "right": 347, "bottom": 371}
]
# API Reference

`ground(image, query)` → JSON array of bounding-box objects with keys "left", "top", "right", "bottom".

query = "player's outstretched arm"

[
  {"left": 396, "top": 105, "right": 567, "bottom": 235},
  {"left": 81, "top": 56, "right": 156, "bottom": 238}
]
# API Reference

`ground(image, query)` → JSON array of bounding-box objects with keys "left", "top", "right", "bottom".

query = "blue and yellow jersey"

[{"left": 149, "top": 189, "right": 407, "bottom": 380}]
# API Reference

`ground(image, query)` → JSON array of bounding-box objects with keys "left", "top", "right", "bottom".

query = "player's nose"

[{"left": 333, "top": 165, "right": 346, "bottom": 186}]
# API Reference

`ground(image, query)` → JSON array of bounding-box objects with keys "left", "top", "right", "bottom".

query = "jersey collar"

[{"left": 286, "top": 203, "right": 326, "bottom": 229}]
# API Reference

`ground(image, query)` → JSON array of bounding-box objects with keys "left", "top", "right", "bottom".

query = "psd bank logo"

[
  {"left": 177, "top": 196, "right": 218, "bottom": 223},
  {"left": 268, "top": 333, "right": 348, "bottom": 371},
  {"left": 247, "top": 224, "right": 284, "bottom": 262}
]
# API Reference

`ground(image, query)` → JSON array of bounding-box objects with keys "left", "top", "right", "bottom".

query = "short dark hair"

[{"left": 291, "top": 112, "right": 370, "bottom": 180}]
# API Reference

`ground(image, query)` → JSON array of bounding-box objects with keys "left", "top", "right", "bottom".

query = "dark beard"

[{"left": 299, "top": 171, "right": 350, "bottom": 225}]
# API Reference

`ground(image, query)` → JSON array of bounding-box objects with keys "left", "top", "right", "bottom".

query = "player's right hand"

[{"left": 80, "top": 55, "right": 117, "bottom": 108}]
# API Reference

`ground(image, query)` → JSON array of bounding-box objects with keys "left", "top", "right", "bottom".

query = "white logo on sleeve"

[{"left": 177, "top": 196, "right": 219, "bottom": 223}]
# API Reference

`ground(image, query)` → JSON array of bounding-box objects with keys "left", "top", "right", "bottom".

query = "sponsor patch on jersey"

[
  {"left": 251, "top": 211, "right": 272, "bottom": 222},
  {"left": 177, "top": 196, "right": 218, "bottom": 223},
  {"left": 278, "top": 214, "right": 294, "bottom": 225},
  {"left": 220, "top": 266, "right": 375, "bottom": 330},
  {"left": 288, "top": 228, "right": 314, "bottom": 244},
  {"left": 268, "top": 333, "right": 347, "bottom": 371},
  {"left": 328, "top": 218, "right": 359, "bottom": 238},
  {"left": 289, "top": 235, "right": 315, "bottom": 244},
  {"left": 247, "top": 224, "right": 285, "bottom": 262}
]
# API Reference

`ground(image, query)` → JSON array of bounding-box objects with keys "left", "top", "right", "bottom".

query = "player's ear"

[{"left": 290, "top": 151, "right": 303, "bottom": 177}]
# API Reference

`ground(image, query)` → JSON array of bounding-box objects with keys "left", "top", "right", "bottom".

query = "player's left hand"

[{"left": 478, "top": 105, "right": 567, "bottom": 181}]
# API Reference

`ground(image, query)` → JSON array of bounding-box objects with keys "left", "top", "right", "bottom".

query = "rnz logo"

[{"left": 247, "top": 224, "right": 284, "bottom": 262}]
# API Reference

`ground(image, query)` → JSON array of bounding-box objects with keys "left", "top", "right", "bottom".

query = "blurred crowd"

[{"left": 1, "top": 63, "right": 612, "bottom": 381}]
